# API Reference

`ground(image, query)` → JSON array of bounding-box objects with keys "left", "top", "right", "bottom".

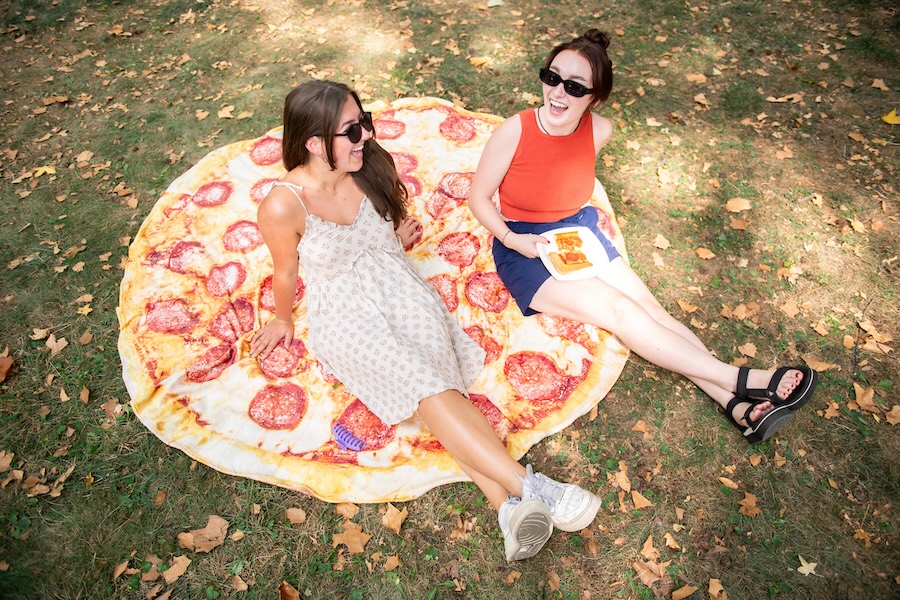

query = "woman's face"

[
  {"left": 543, "top": 49, "right": 594, "bottom": 122},
  {"left": 329, "top": 94, "right": 372, "bottom": 172}
]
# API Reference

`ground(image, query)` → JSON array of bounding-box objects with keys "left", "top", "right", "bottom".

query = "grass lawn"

[{"left": 0, "top": 0, "right": 897, "bottom": 598}]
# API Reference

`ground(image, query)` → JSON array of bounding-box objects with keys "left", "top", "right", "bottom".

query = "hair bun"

[{"left": 583, "top": 28, "right": 611, "bottom": 50}]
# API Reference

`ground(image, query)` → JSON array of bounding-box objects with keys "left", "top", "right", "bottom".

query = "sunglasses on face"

[
  {"left": 333, "top": 112, "right": 375, "bottom": 144},
  {"left": 539, "top": 68, "right": 594, "bottom": 98}
]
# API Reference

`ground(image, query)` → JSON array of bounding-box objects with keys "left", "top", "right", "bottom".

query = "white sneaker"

[
  {"left": 497, "top": 495, "right": 553, "bottom": 561},
  {"left": 520, "top": 464, "right": 601, "bottom": 532}
]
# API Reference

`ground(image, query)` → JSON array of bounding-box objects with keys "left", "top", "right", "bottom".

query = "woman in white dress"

[{"left": 249, "top": 80, "right": 600, "bottom": 561}]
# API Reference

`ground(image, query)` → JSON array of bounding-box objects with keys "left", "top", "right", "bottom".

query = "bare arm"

[
  {"left": 468, "top": 114, "right": 549, "bottom": 259},
  {"left": 250, "top": 187, "right": 305, "bottom": 358}
]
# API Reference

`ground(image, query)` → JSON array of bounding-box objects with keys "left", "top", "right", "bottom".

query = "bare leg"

[
  {"left": 530, "top": 261, "right": 803, "bottom": 425},
  {"left": 416, "top": 389, "right": 526, "bottom": 510}
]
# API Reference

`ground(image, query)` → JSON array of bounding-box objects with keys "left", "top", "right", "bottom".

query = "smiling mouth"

[{"left": 549, "top": 99, "right": 567, "bottom": 110}]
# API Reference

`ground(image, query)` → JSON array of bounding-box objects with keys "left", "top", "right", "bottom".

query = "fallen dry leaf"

[
  {"left": 332, "top": 520, "right": 371, "bottom": 553},
  {"left": 286, "top": 507, "right": 306, "bottom": 525},
  {"left": 384, "top": 555, "right": 401, "bottom": 571},
  {"left": 725, "top": 197, "right": 752, "bottom": 212},
  {"left": 162, "top": 555, "right": 191, "bottom": 584},
  {"left": 279, "top": 581, "right": 301, "bottom": 600},
  {"left": 632, "top": 490, "right": 654, "bottom": 510},
  {"left": 709, "top": 578, "right": 728, "bottom": 599},
  {"left": 886, "top": 406, "right": 900, "bottom": 425},
  {"left": 797, "top": 555, "right": 818, "bottom": 576},
  {"left": 738, "top": 492, "right": 761, "bottom": 517},
  {"left": 673, "top": 584, "right": 698, "bottom": 599},
  {"left": 178, "top": 515, "right": 228, "bottom": 553},
  {"left": 336, "top": 502, "right": 359, "bottom": 520},
  {"left": 654, "top": 234, "right": 671, "bottom": 250},
  {"left": 695, "top": 248, "right": 716, "bottom": 260},
  {"left": 641, "top": 535, "right": 660, "bottom": 560},
  {"left": 718, "top": 477, "right": 739, "bottom": 490},
  {"left": 0, "top": 356, "right": 12, "bottom": 382},
  {"left": 382, "top": 503, "right": 407, "bottom": 534}
]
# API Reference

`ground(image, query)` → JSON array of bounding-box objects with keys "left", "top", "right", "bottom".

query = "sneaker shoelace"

[{"left": 523, "top": 465, "right": 561, "bottom": 508}]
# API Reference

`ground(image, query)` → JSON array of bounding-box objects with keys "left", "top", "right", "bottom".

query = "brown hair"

[
  {"left": 281, "top": 80, "right": 407, "bottom": 225},
  {"left": 543, "top": 28, "right": 613, "bottom": 107}
]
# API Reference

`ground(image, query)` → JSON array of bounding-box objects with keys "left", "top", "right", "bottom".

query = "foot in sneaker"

[
  {"left": 520, "top": 465, "right": 601, "bottom": 532},
  {"left": 497, "top": 495, "right": 553, "bottom": 561}
]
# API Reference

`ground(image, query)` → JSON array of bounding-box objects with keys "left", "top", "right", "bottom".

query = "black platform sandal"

[
  {"left": 724, "top": 395, "right": 794, "bottom": 444},
  {"left": 742, "top": 365, "right": 819, "bottom": 411}
]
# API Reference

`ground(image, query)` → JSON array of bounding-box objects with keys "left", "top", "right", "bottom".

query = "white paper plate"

[{"left": 537, "top": 226, "right": 607, "bottom": 280}]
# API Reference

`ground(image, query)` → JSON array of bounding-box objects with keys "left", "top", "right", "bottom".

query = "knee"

[{"left": 607, "top": 291, "right": 642, "bottom": 323}]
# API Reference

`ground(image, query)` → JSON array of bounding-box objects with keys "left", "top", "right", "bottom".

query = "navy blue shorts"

[{"left": 492, "top": 206, "right": 621, "bottom": 316}]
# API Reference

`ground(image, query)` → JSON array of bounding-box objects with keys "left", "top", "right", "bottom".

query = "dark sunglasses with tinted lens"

[
  {"left": 334, "top": 112, "right": 375, "bottom": 144},
  {"left": 539, "top": 68, "right": 594, "bottom": 98}
]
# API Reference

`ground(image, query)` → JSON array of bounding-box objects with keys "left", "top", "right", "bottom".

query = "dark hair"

[
  {"left": 281, "top": 80, "right": 407, "bottom": 225},
  {"left": 544, "top": 28, "right": 613, "bottom": 106}
]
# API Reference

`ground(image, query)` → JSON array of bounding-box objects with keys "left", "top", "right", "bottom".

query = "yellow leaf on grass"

[
  {"left": 730, "top": 218, "right": 748, "bottom": 230},
  {"left": 631, "top": 420, "right": 648, "bottom": 433},
  {"left": 774, "top": 452, "right": 786, "bottom": 468},
  {"left": 633, "top": 490, "right": 654, "bottom": 509},
  {"left": 738, "top": 342, "right": 757, "bottom": 358},
  {"left": 384, "top": 555, "right": 401, "bottom": 571},
  {"left": 179, "top": 515, "right": 228, "bottom": 553},
  {"left": 871, "top": 79, "right": 889, "bottom": 91},
  {"left": 654, "top": 234, "right": 670, "bottom": 249},
  {"left": 695, "top": 248, "right": 716, "bottom": 260},
  {"left": 882, "top": 109, "right": 900, "bottom": 125}
]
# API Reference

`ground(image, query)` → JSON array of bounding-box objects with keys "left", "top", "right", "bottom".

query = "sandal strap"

[
  {"left": 745, "top": 366, "right": 792, "bottom": 402},
  {"left": 724, "top": 395, "right": 762, "bottom": 432},
  {"left": 735, "top": 366, "right": 750, "bottom": 398}
]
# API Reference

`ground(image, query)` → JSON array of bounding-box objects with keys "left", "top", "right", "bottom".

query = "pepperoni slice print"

[
  {"left": 206, "top": 262, "right": 247, "bottom": 297},
  {"left": 464, "top": 325, "right": 502, "bottom": 364},
  {"left": 249, "top": 136, "right": 282, "bottom": 166},
  {"left": 438, "top": 172, "right": 473, "bottom": 200},
  {"left": 257, "top": 339, "right": 307, "bottom": 380},
  {"left": 210, "top": 298, "right": 255, "bottom": 343},
  {"left": 390, "top": 152, "right": 417, "bottom": 174},
  {"left": 595, "top": 207, "right": 616, "bottom": 240},
  {"left": 504, "top": 353, "right": 589, "bottom": 407},
  {"left": 335, "top": 399, "right": 397, "bottom": 451},
  {"left": 250, "top": 178, "right": 278, "bottom": 204},
  {"left": 469, "top": 393, "right": 504, "bottom": 430},
  {"left": 437, "top": 232, "right": 480, "bottom": 268},
  {"left": 145, "top": 298, "right": 197, "bottom": 334},
  {"left": 259, "top": 275, "right": 305, "bottom": 312},
  {"left": 439, "top": 114, "right": 476, "bottom": 144},
  {"left": 186, "top": 344, "right": 236, "bottom": 383},
  {"left": 192, "top": 181, "right": 232, "bottom": 207},
  {"left": 464, "top": 271, "right": 509, "bottom": 313},
  {"left": 374, "top": 118, "right": 406, "bottom": 140},
  {"left": 400, "top": 175, "right": 422, "bottom": 198},
  {"left": 428, "top": 273, "right": 458, "bottom": 313},
  {"left": 223, "top": 220, "right": 263, "bottom": 253},
  {"left": 167, "top": 241, "right": 206, "bottom": 275},
  {"left": 248, "top": 383, "right": 308, "bottom": 430}
]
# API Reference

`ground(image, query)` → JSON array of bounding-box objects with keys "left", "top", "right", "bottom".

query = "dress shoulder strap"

[{"left": 272, "top": 181, "right": 310, "bottom": 217}]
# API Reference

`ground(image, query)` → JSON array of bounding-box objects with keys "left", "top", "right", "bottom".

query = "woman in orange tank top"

[{"left": 468, "top": 29, "right": 818, "bottom": 444}]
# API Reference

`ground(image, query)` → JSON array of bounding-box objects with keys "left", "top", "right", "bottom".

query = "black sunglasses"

[
  {"left": 333, "top": 112, "right": 375, "bottom": 144},
  {"left": 539, "top": 68, "right": 594, "bottom": 98}
]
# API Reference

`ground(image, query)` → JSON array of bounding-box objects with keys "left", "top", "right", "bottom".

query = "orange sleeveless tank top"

[{"left": 498, "top": 109, "right": 595, "bottom": 222}]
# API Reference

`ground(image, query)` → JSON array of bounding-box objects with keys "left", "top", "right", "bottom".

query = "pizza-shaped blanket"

[{"left": 117, "top": 97, "right": 630, "bottom": 503}]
